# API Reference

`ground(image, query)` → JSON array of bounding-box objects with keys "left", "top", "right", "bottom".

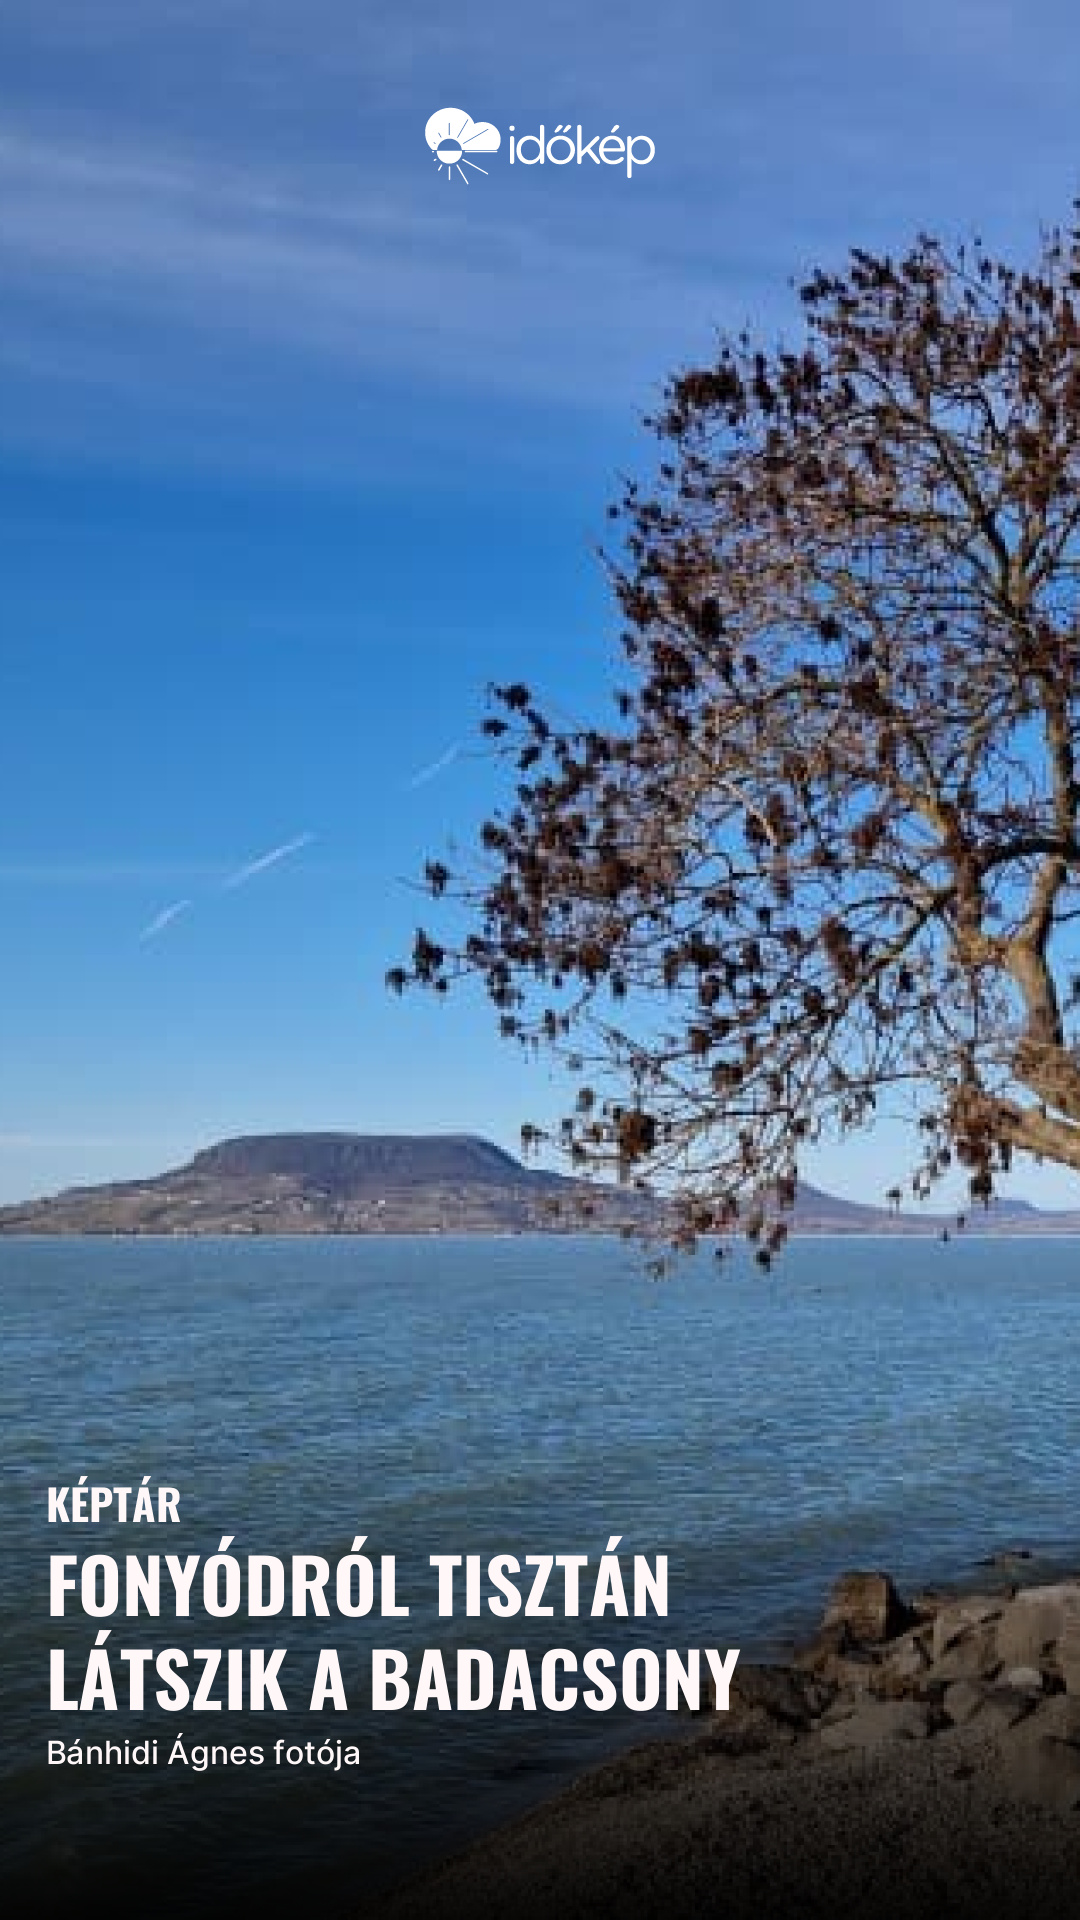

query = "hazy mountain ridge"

[{"left": 1, "top": 1133, "right": 1078, "bottom": 1236}]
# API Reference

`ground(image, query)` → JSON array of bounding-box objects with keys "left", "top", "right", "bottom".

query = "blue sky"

[{"left": 3, "top": 0, "right": 1080, "bottom": 1205}]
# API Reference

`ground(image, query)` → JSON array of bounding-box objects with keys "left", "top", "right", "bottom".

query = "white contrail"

[
  {"left": 221, "top": 832, "right": 315, "bottom": 891},
  {"left": 138, "top": 898, "right": 192, "bottom": 942},
  {"left": 406, "top": 742, "right": 461, "bottom": 790}
]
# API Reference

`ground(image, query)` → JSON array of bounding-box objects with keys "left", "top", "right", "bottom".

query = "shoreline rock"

[
  {"left": 797, "top": 1568, "right": 1080, "bottom": 1730},
  {"left": 368, "top": 1563, "right": 1080, "bottom": 1919}
]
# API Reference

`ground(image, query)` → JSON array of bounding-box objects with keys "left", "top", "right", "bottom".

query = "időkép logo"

[{"left": 425, "top": 108, "right": 655, "bottom": 184}]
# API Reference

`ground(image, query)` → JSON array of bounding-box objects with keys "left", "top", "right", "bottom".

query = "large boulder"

[
  {"left": 926, "top": 1620, "right": 1001, "bottom": 1686},
  {"left": 931, "top": 1598, "right": 1003, "bottom": 1664},
  {"left": 873, "top": 1630, "right": 931, "bottom": 1698},
  {"left": 995, "top": 1582, "right": 1080, "bottom": 1670},
  {"left": 822, "top": 1570, "right": 910, "bottom": 1644}
]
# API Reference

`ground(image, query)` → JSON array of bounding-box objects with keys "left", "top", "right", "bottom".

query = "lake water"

[{"left": 4, "top": 1233, "right": 1080, "bottom": 1914}]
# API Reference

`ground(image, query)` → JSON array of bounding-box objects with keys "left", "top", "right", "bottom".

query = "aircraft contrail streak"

[{"left": 221, "top": 832, "right": 315, "bottom": 891}]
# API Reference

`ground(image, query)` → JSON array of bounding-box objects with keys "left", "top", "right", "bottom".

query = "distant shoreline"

[
  {"left": 3, "top": 1130, "right": 1080, "bottom": 1239},
  {"left": 5, "top": 1227, "right": 1080, "bottom": 1246}
]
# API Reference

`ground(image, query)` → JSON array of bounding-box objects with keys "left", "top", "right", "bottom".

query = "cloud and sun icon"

[{"left": 424, "top": 109, "right": 501, "bottom": 182}]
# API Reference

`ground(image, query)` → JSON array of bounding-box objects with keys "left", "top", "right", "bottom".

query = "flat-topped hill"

[
  {"left": 188, "top": 1131, "right": 555, "bottom": 1193},
  {"left": 0, "top": 1131, "right": 618, "bottom": 1236}
]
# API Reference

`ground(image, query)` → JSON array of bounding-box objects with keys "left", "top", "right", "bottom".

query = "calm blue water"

[{"left": 4, "top": 1233, "right": 1080, "bottom": 1914}]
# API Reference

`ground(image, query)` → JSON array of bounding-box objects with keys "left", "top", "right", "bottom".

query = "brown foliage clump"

[{"left": 390, "top": 217, "right": 1080, "bottom": 1258}]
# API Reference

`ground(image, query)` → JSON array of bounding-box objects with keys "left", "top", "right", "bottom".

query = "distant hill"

[
  {"left": 0, "top": 1132, "right": 624, "bottom": 1236},
  {"left": 1, "top": 1133, "right": 1078, "bottom": 1237},
  {"left": 188, "top": 1132, "right": 562, "bottom": 1192},
  {"left": 787, "top": 1181, "right": 1072, "bottom": 1234}
]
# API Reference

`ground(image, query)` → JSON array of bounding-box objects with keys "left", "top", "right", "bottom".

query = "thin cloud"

[
  {"left": 0, "top": 121, "right": 748, "bottom": 421},
  {"left": 138, "top": 898, "right": 192, "bottom": 942},
  {"left": 221, "top": 832, "right": 315, "bottom": 891},
  {"left": 405, "top": 742, "right": 461, "bottom": 790}
]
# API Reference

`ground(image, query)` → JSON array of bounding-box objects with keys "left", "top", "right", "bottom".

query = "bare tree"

[{"left": 390, "top": 220, "right": 1080, "bottom": 1257}]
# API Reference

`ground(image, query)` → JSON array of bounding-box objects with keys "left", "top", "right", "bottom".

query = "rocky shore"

[{"left": 367, "top": 1565, "right": 1080, "bottom": 1920}]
